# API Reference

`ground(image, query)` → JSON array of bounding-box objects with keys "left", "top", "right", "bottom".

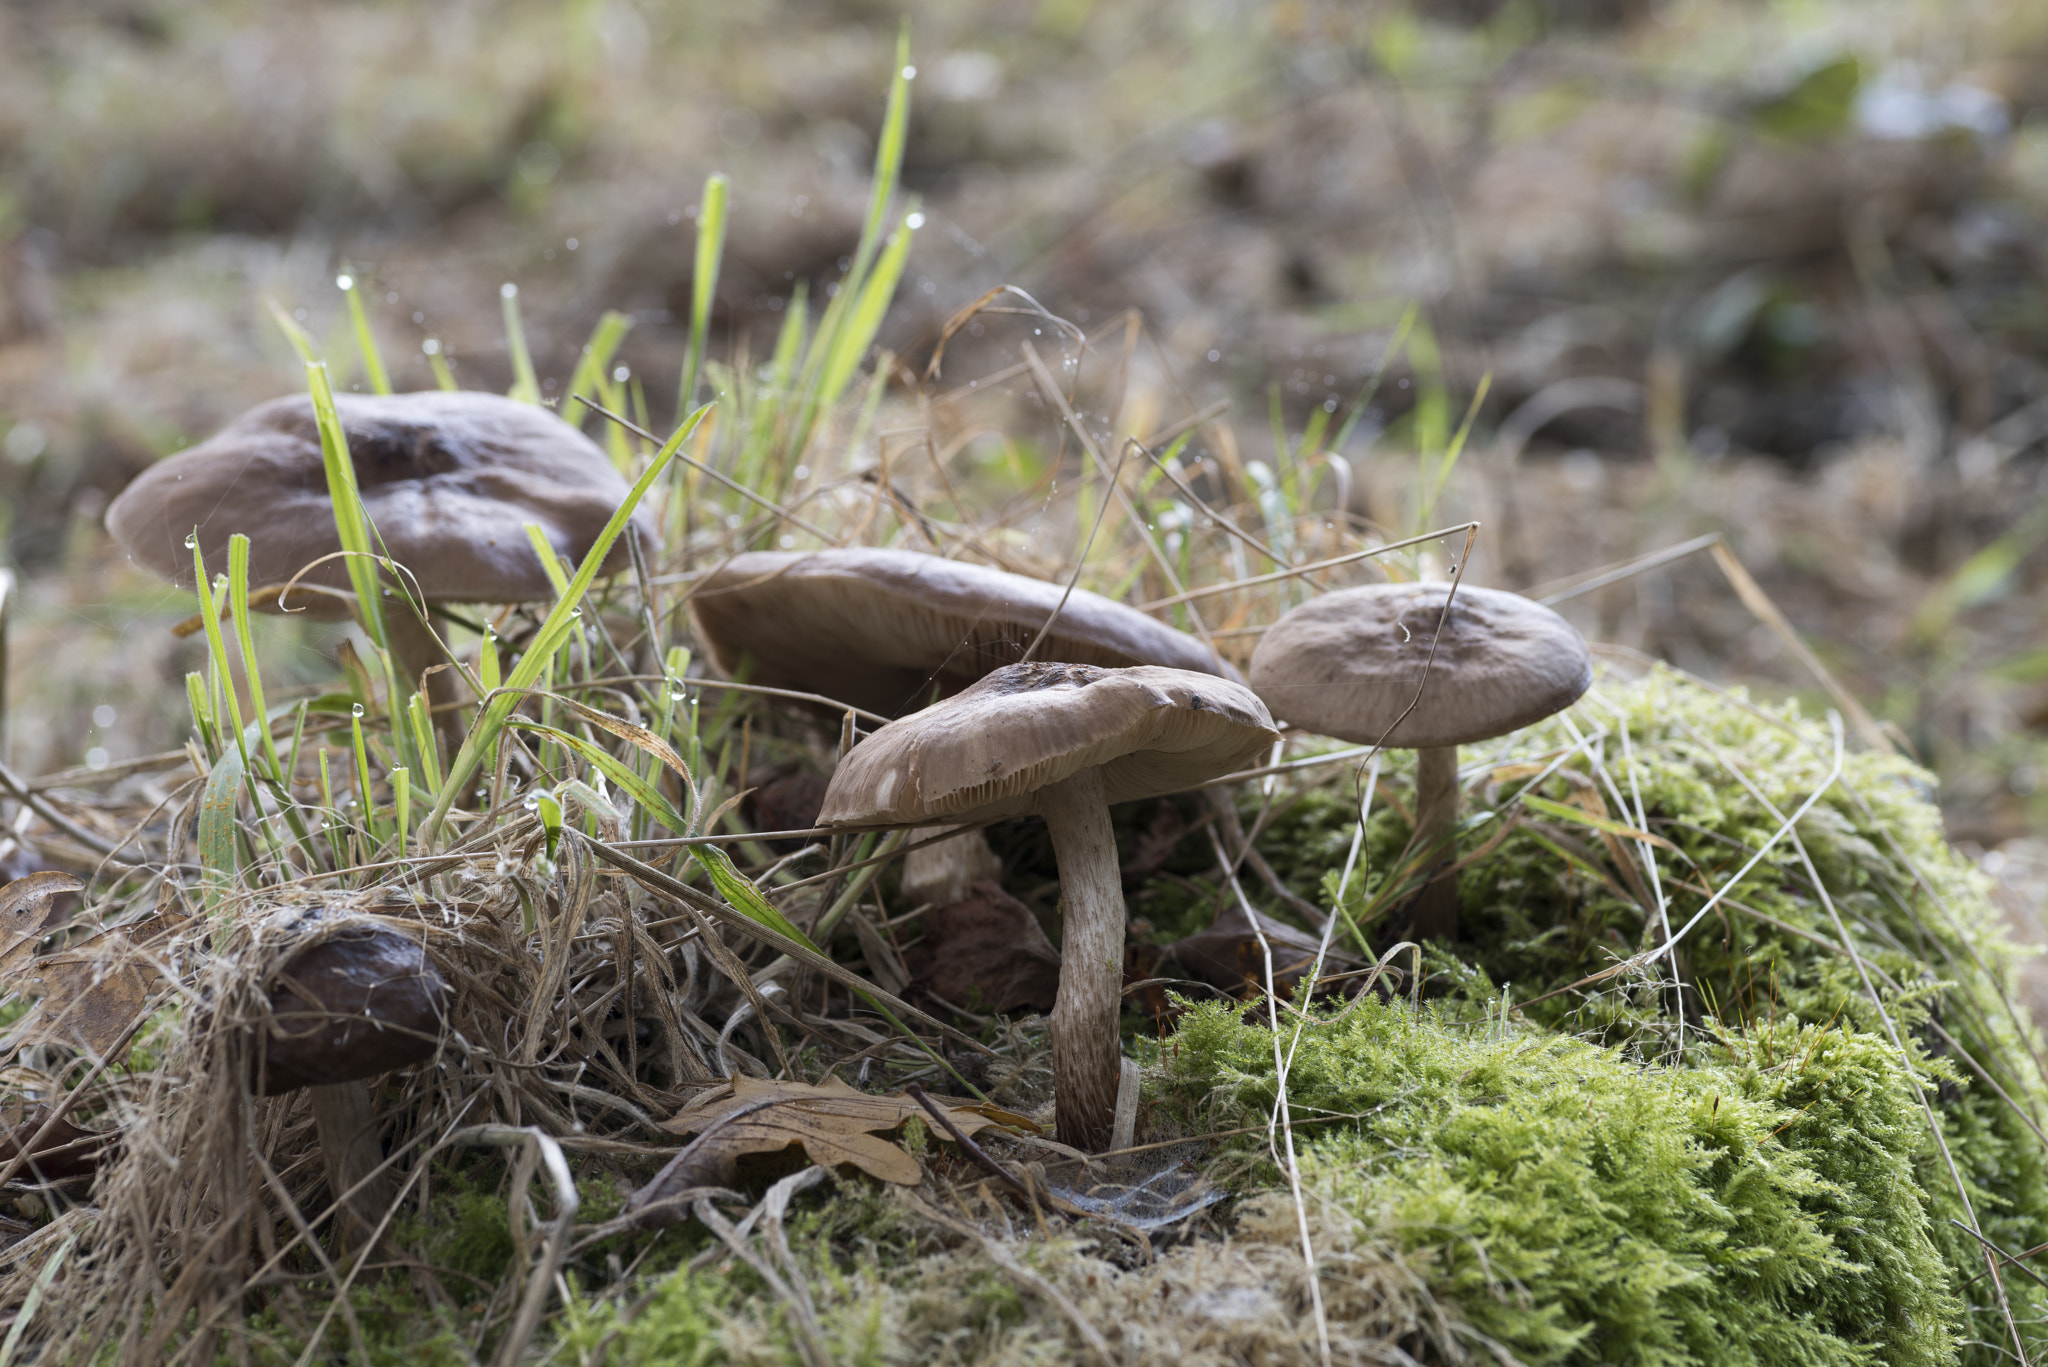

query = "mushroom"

[
  {"left": 1249, "top": 582, "right": 1590, "bottom": 940},
  {"left": 818, "top": 661, "right": 1277, "bottom": 1150},
  {"left": 105, "top": 390, "right": 659, "bottom": 728},
  {"left": 690, "top": 548, "right": 1242, "bottom": 905},
  {"left": 254, "top": 915, "right": 452, "bottom": 1241}
]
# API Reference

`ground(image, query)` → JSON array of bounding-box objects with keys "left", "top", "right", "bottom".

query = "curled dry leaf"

[
  {"left": 902, "top": 880, "right": 1062, "bottom": 1015},
  {"left": 1, "top": 1107, "right": 110, "bottom": 1183},
  {"left": 2, "top": 875, "right": 174, "bottom": 1061},
  {"left": 0, "top": 872, "right": 82, "bottom": 977},
  {"left": 1168, "top": 898, "right": 1354, "bottom": 1000},
  {"left": 628, "top": 1075, "right": 1035, "bottom": 1223}
]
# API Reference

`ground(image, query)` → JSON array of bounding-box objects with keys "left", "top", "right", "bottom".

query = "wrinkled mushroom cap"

[
  {"left": 1249, "top": 583, "right": 1591, "bottom": 748},
  {"left": 105, "top": 391, "right": 658, "bottom": 615},
  {"left": 819, "top": 662, "right": 1278, "bottom": 827},
  {"left": 689, "top": 549, "right": 1240, "bottom": 718}
]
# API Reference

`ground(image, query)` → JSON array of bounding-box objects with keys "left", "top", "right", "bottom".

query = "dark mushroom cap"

[
  {"left": 255, "top": 922, "right": 452, "bottom": 1094},
  {"left": 1249, "top": 582, "right": 1591, "bottom": 748},
  {"left": 105, "top": 391, "right": 658, "bottom": 615},
  {"left": 688, "top": 548, "right": 1240, "bottom": 718},
  {"left": 818, "top": 662, "right": 1277, "bottom": 827}
]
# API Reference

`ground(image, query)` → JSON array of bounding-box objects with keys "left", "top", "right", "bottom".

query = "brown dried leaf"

[
  {"left": 21, "top": 913, "right": 183, "bottom": 1060},
  {"left": 628, "top": 1075, "right": 1034, "bottom": 1221},
  {"left": 0, "top": 872, "right": 83, "bottom": 978},
  {"left": 903, "top": 881, "right": 1062, "bottom": 1015},
  {"left": 1168, "top": 899, "right": 1355, "bottom": 999},
  {"left": 31, "top": 951, "right": 156, "bottom": 1059},
  {"left": 1, "top": 1107, "right": 110, "bottom": 1183}
]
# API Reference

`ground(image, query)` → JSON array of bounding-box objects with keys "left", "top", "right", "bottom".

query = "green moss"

[
  {"left": 244, "top": 1280, "right": 470, "bottom": 1366},
  {"left": 1164, "top": 996, "right": 1958, "bottom": 1366},
  {"left": 1237, "top": 667, "right": 2048, "bottom": 1364},
  {"left": 560, "top": 1270, "right": 737, "bottom": 1366}
]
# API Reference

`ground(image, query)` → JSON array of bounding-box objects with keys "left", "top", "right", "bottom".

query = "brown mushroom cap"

[
  {"left": 818, "top": 662, "right": 1278, "bottom": 827},
  {"left": 105, "top": 390, "right": 658, "bottom": 615},
  {"left": 1249, "top": 583, "right": 1591, "bottom": 748},
  {"left": 689, "top": 549, "right": 1240, "bottom": 718},
  {"left": 254, "top": 921, "right": 452, "bottom": 1094}
]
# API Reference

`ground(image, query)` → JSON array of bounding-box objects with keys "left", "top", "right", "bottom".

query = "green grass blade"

[
  {"left": 797, "top": 31, "right": 911, "bottom": 397},
  {"left": 392, "top": 766, "right": 410, "bottom": 855},
  {"left": 1421, "top": 372, "right": 1490, "bottom": 526},
  {"left": 567, "top": 310, "right": 635, "bottom": 431},
  {"left": 679, "top": 173, "right": 729, "bottom": 417},
  {"left": 408, "top": 692, "right": 442, "bottom": 794},
  {"left": 340, "top": 271, "right": 392, "bottom": 396},
  {"left": 500, "top": 283, "right": 542, "bottom": 404},
  {"left": 522, "top": 524, "right": 574, "bottom": 596},
  {"left": 509, "top": 720, "right": 688, "bottom": 834},
  {"left": 816, "top": 212, "right": 916, "bottom": 414},
  {"left": 479, "top": 625, "right": 501, "bottom": 694},
  {"left": 318, "top": 747, "right": 345, "bottom": 867},
  {"left": 425, "top": 401, "right": 710, "bottom": 842},
  {"left": 850, "top": 26, "right": 913, "bottom": 293},
  {"left": 227, "top": 535, "right": 286, "bottom": 781},
  {"left": 424, "top": 339, "right": 458, "bottom": 391},
  {"left": 350, "top": 705, "right": 382, "bottom": 843},
  {"left": 690, "top": 839, "right": 990, "bottom": 1099},
  {"left": 266, "top": 299, "right": 321, "bottom": 365},
  {"left": 691, "top": 842, "right": 821, "bottom": 950},
  {"left": 191, "top": 547, "right": 252, "bottom": 780},
  {"left": 198, "top": 743, "right": 246, "bottom": 935},
  {"left": 305, "top": 362, "right": 390, "bottom": 653},
  {"left": 185, "top": 671, "right": 217, "bottom": 758}
]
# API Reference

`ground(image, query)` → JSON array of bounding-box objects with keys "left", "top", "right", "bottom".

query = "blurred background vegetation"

[{"left": 0, "top": 0, "right": 2043, "bottom": 881}]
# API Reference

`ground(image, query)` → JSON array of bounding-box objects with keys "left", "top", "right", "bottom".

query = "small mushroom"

[
  {"left": 1249, "top": 583, "right": 1591, "bottom": 940},
  {"left": 691, "top": 548, "right": 1241, "bottom": 904},
  {"left": 254, "top": 918, "right": 452, "bottom": 1241},
  {"left": 105, "top": 390, "right": 659, "bottom": 727},
  {"left": 818, "top": 662, "right": 1277, "bottom": 1150}
]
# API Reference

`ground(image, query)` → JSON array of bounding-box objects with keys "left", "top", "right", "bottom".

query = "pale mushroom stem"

[
  {"left": 1037, "top": 766, "right": 1125, "bottom": 1152},
  {"left": 307, "top": 1081, "right": 395, "bottom": 1247},
  {"left": 1411, "top": 744, "right": 1461, "bottom": 941},
  {"left": 898, "top": 825, "right": 1002, "bottom": 908}
]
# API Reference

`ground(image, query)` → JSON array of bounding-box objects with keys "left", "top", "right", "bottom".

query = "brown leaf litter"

[{"left": 628, "top": 1074, "right": 1037, "bottom": 1220}]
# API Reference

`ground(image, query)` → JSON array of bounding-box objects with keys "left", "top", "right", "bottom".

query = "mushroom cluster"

[{"left": 691, "top": 547, "right": 1242, "bottom": 906}]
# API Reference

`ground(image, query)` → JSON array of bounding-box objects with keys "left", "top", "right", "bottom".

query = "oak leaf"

[{"left": 628, "top": 1075, "right": 1034, "bottom": 1223}]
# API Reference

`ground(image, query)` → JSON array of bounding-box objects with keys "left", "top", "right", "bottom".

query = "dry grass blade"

[
  {"left": 1530, "top": 532, "right": 1724, "bottom": 607},
  {"left": 0, "top": 567, "right": 11, "bottom": 765},
  {"left": 1208, "top": 825, "right": 1333, "bottom": 1367},
  {"left": 1137, "top": 524, "right": 1479, "bottom": 611},
  {"left": 693, "top": 1195, "right": 839, "bottom": 1367},
  {"left": 584, "top": 838, "right": 991, "bottom": 1055},
  {"left": 1709, "top": 541, "right": 1893, "bottom": 754}
]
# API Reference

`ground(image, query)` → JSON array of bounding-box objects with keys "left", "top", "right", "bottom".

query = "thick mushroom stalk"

[
  {"left": 1038, "top": 767, "right": 1123, "bottom": 1149},
  {"left": 1410, "top": 744, "right": 1461, "bottom": 940},
  {"left": 818, "top": 663, "right": 1276, "bottom": 1151}
]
